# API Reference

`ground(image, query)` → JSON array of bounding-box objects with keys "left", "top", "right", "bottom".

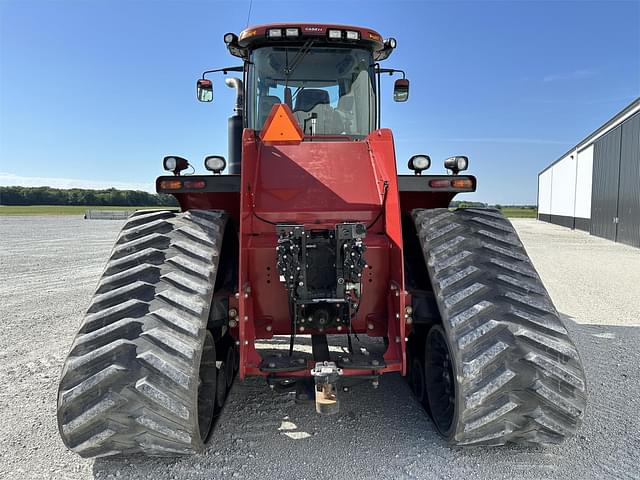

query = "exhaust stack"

[{"left": 225, "top": 77, "right": 244, "bottom": 174}]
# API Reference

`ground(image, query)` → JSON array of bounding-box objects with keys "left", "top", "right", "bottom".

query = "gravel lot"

[{"left": 0, "top": 216, "right": 638, "bottom": 480}]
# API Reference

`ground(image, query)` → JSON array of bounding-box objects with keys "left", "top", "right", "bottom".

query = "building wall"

[
  {"left": 574, "top": 145, "right": 593, "bottom": 230},
  {"left": 550, "top": 153, "right": 576, "bottom": 224},
  {"left": 537, "top": 169, "right": 552, "bottom": 219},
  {"left": 537, "top": 153, "right": 577, "bottom": 228},
  {"left": 537, "top": 99, "right": 640, "bottom": 242},
  {"left": 617, "top": 113, "right": 640, "bottom": 247},
  {"left": 591, "top": 126, "right": 622, "bottom": 241}
]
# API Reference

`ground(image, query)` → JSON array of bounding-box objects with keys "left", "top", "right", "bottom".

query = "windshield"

[{"left": 248, "top": 46, "right": 376, "bottom": 138}]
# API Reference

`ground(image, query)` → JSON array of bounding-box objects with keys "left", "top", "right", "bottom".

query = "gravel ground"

[{"left": 0, "top": 216, "right": 638, "bottom": 480}]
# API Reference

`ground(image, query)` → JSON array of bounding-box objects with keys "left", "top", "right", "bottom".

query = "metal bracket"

[
  {"left": 337, "top": 353, "right": 386, "bottom": 371},
  {"left": 259, "top": 354, "right": 308, "bottom": 373},
  {"left": 310, "top": 361, "right": 343, "bottom": 415}
]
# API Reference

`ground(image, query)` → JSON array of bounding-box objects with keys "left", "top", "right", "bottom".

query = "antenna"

[{"left": 245, "top": 0, "right": 253, "bottom": 28}]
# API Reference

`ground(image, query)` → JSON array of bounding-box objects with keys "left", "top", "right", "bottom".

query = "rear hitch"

[{"left": 311, "top": 361, "right": 342, "bottom": 415}]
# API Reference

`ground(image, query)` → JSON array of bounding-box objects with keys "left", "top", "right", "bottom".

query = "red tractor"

[{"left": 57, "top": 23, "right": 587, "bottom": 457}]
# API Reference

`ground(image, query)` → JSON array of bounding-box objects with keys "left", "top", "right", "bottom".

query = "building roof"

[{"left": 539, "top": 96, "right": 640, "bottom": 176}]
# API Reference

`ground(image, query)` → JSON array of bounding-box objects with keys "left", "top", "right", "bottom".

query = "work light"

[
  {"left": 408, "top": 155, "right": 431, "bottom": 175},
  {"left": 328, "top": 29, "right": 342, "bottom": 39},
  {"left": 444, "top": 156, "right": 469, "bottom": 175},
  {"left": 267, "top": 28, "right": 283, "bottom": 38},
  {"left": 345, "top": 30, "right": 360, "bottom": 40},
  {"left": 285, "top": 28, "right": 300, "bottom": 37},
  {"left": 204, "top": 155, "right": 226, "bottom": 174},
  {"left": 163, "top": 155, "right": 189, "bottom": 176}
]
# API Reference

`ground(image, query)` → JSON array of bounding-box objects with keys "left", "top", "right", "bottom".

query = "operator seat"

[
  {"left": 294, "top": 89, "right": 330, "bottom": 112},
  {"left": 293, "top": 89, "right": 343, "bottom": 135},
  {"left": 336, "top": 95, "right": 356, "bottom": 135},
  {"left": 258, "top": 95, "right": 281, "bottom": 129}
]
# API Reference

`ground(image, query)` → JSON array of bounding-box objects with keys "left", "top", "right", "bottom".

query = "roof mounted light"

[
  {"left": 285, "top": 27, "right": 300, "bottom": 37},
  {"left": 328, "top": 29, "right": 342, "bottom": 40},
  {"left": 444, "top": 156, "right": 469, "bottom": 175},
  {"left": 267, "top": 28, "right": 283, "bottom": 38},
  {"left": 163, "top": 155, "right": 189, "bottom": 176},
  {"left": 374, "top": 38, "right": 397, "bottom": 61},
  {"left": 224, "top": 32, "right": 237, "bottom": 45},
  {"left": 345, "top": 30, "right": 360, "bottom": 40}
]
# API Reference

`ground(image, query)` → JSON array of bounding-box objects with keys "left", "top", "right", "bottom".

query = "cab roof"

[{"left": 237, "top": 23, "right": 387, "bottom": 52}]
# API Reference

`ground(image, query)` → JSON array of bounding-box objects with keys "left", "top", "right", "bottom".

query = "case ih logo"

[{"left": 303, "top": 26, "right": 324, "bottom": 32}]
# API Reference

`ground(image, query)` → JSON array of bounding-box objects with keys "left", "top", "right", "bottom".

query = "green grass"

[
  {"left": 499, "top": 207, "right": 538, "bottom": 218},
  {"left": 0, "top": 205, "right": 171, "bottom": 215},
  {"left": 0, "top": 205, "right": 538, "bottom": 218}
]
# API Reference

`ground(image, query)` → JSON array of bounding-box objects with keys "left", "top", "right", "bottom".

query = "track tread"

[
  {"left": 98, "top": 263, "right": 161, "bottom": 291},
  {"left": 118, "top": 218, "right": 173, "bottom": 243},
  {"left": 57, "top": 209, "right": 227, "bottom": 457},
  {"left": 412, "top": 207, "right": 587, "bottom": 446},
  {"left": 104, "top": 248, "right": 164, "bottom": 275},
  {"left": 167, "top": 254, "right": 213, "bottom": 279},
  {"left": 71, "top": 318, "right": 143, "bottom": 355}
]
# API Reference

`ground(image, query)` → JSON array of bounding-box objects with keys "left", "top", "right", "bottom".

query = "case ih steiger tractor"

[{"left": 57, "top": 23, "right": 587, "bottom": 457}]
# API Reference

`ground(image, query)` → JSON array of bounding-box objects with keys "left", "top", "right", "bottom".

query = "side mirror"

[
  {"left": 197, "top": 79, "right": 213, "bottom": 102},
  {"left": 393, "top": 79, "right": 410, "bottom": 102}
]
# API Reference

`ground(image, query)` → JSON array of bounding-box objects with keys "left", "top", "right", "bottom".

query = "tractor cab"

[{"left": 198, "top": 24, "right": 408, "bottom": 143}]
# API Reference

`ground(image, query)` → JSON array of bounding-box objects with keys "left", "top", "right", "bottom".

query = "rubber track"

[
  {"left": 413, "top": 208, "right": 587, "bottom": 446},
  {"left": 57, "top": 209, "right": 227, "bottom": 457}
]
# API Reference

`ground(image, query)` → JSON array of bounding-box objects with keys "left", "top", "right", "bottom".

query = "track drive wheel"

[
  {"left": 216, "top": 362, "right": 228, "bottom": 410},
  {"left": 407, "top": 334, "right": 427, "bottom": 406},
  {"left": 424, "top": 325, "right": 456, "bottom": 437},
  {"left": 224, "top": 344, "right": 235, "bottom": 390},
  {"left": 198, "top": 331, "right": 218, "bottom": 442}
]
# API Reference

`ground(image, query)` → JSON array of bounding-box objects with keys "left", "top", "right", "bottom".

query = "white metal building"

[{"left": 537, "top": 97, "right": 640, "bottom": 248}]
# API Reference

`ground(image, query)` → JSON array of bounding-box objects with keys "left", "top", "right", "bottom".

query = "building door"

[
  {"left": 591, "top": 126, "right": 622, "bottom": 241},
  {"left": 617, "top": 113, "right": 640, "bottom": 248}
]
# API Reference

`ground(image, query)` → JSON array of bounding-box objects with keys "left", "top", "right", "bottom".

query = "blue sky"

[{"left": 0, "top": 0, "right": 638, "bottom": 204}]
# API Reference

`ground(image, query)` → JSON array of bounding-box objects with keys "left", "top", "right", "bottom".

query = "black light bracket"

[
  {"left": 201, "top": 65, "right": 244, "bottom": 80},
  {"left": 375, "top": 66, "right": 406, "bottom": 79}
]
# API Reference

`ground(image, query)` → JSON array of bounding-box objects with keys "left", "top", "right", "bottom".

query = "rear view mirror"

[
  {"left": 197, "top": 79, "right": 213, "bottom": 102},
  {"left": 394, "top": 79, "right": 410, "bottom": 102}
]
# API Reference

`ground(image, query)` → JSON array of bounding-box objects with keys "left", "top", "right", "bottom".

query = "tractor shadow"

[{"left": 93, "top": 315, "right": 640, "bottom": 480}]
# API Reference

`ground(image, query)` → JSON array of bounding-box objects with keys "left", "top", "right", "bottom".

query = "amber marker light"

[
  {"left": 160, "top": 180, "right": 183, "bottom": 190},
  {"left": 451, "top": 178, "right": 474, "bottom": 189}
]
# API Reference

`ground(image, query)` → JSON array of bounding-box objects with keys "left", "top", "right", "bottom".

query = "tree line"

[
  {"left": 0, "top": 186, "right": 178, "bottom": 207},
  {"left": 0, "top": 187, "right": 536, "bottom": 210},
  {"left": 450, "top": 201, "right": 488, "bottom": 208},
  {"left": 450, "top": 201, "right": 536, "bottom": 209}
]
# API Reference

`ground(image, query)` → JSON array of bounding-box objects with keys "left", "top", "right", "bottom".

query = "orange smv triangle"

[{"left": 260, "top": 103, "right": 304, "bottom": 144}]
